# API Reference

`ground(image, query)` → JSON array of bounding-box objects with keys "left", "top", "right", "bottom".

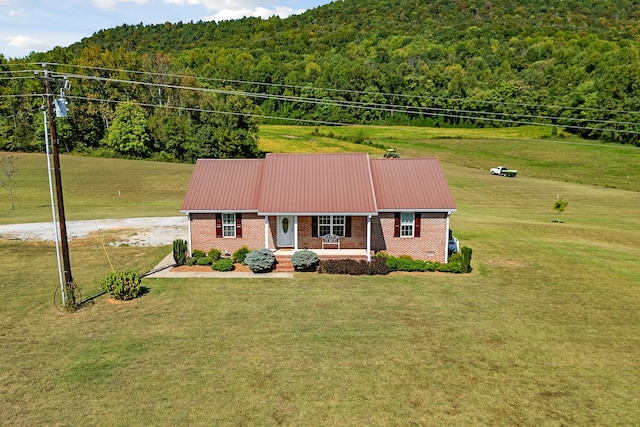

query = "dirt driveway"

[{"left": 0, "top": 216, "right": 188, "bottom": 246}]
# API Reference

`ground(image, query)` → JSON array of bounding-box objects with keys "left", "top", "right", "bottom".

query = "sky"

[{"left": 0, "top": 0, "right": 331, "bottom": 59}]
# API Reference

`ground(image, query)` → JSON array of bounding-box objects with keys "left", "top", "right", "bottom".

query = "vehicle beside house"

[{"left": 181, "top": 153, "right": 458, "bottom": 263}]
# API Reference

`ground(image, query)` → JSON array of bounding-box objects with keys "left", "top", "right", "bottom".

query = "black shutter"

[
  {"left": 236, "top": 213, "right": 242, "bottom": 238},
  {"left": 414, "top": 213, "right": 421, "bottom": 237},
  {"left": 394, "top": 213, "right": 400, "bottom": 237},
  {"left": 345, "top": 216, "right": 352, "bottom": 237},
  {"left": 312, "top": 216, "right": 318, "bottom": 237},
  {"left": 215, "top": 213, "right": 222, "bottom": 238}
]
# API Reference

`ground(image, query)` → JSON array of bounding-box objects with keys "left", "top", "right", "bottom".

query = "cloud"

[
  {"left": 206, "top": 6, "right": 304, "bottom": 22},
  {"left": 6, "top": 35, "right": 45, "bottom": 49},
  {"left": 92, "top": 0, "right": 150, "bottom": 10}
]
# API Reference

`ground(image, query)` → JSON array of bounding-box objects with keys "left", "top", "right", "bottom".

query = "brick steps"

[{"left": 275, "top": 257, "right": 295, "bottom": 273}]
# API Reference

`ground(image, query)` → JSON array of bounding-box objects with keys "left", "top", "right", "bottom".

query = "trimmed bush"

[
  {"left": 186, "top": 256, "right": 197, "bottom": 266},
  {"left": 196, "top": 256, "right": 212, "bottom": 266},
  {"left": 173, "top": 239, "right": 187, "bottom": 266},
  {"left": 233, "top": 246, "right": 251, "bottom": 264},
  {"left": 317, "top": 258, "right": 389, "bottom": 275},
  {"left": 100, "top": 270, "right": 142, "bottom": 301},
  {"left": 461, "top": 246, "right": 473, "bottom": 273},
  {"left": 192, "top": 249, "right": 206, "bottom": 259},
  {"left": 207, "top": 248, "right": 222, "bottom": 262},
  {"left": 212, "top": 258, "right": 234, "bottom": 271},
  {"left": 291, "top": 249, "right": 319, "bottom": 272},
  {"left": 245, "top": 248, "right": 276, "bottom": 273},
  {"left": 368, "top": 257, "right": 390, "bottom": 275}
]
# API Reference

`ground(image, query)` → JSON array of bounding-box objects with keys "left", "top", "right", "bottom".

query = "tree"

[
  {"left": 553, "top": 197, "right": 568, "bottom": 223},
  {"left": 0, "top": 154, "right": 17, "bottom": 210},
  {"left": 105, "top": 103, "right": 151, "bottom": 158}
]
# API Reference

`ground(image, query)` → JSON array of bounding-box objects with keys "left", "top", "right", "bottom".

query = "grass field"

[{"left": 1, "top": 127, "right": 639, "bottom": 425}]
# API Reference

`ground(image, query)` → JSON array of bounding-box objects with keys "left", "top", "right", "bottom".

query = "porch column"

[
  {"left": 294, "top": 216, "right": 299, "bottom": 251},
  {"left": 264, "top": 215, "right": 269, "bottom": 249},
  {"left": 366, "top": 215, "right": 372, "bottom": 262},
  {"left": 187, "top": 213, "right": 192, "bottom": 256}
]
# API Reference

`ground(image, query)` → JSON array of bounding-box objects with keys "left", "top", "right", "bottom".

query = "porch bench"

[{"left": 321, "top": 233, "right": 340, "bottom": 250}]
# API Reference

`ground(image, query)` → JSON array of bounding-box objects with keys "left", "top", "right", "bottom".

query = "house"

[{"left": 181, "top": 153, "right": 457, "bottom": 262}]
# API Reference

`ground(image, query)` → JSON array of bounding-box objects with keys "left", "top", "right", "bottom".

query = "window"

[
  {"left": 318, "top": 215, "right": 345, "bottom": 237},
  {"left": 400, "top": 212, "right": 414, "bottom": 237},
  {"left": 222, "top": 213, "right": 236, "bottom": 237}
]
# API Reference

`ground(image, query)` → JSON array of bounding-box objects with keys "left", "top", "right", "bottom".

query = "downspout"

[
  {"left": 264, "top": 216, "right": 269, "bottom": 249},
  {"left": 367, "top": 215, "right": 372, "bottom": 262}
]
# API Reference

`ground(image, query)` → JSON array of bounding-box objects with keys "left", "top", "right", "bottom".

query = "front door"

[{"left": 277, "top": 215, "right": 294, "bottom": 247}]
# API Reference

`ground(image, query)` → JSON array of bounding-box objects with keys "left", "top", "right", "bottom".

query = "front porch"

[{"left": 273, "top": 248, "right": 372, "bottom": 260}]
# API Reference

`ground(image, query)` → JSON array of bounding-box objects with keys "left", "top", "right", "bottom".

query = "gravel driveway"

[{"left": 0, "top": 216, "right": 188, "bottom": 246}]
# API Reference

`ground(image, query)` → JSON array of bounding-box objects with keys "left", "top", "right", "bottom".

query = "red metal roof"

[
  {"left": 181, "top": 154, "right": 456, "bottom": 214},
  {"left": 181, "top": 159, "right": 264, "bottom": 212},
  {"left": 370, "top": 158, "right": 456, "bottom": 211},
  {"left": 257, "top": 153, "right": 378, "bottom": 215}
]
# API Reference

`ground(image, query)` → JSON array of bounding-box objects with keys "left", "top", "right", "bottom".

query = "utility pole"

[{"left": 41, "top": 65, "right": 74, "bottom": 289}]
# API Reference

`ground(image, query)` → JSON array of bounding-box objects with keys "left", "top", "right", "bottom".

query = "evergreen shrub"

[
  {"left": 291, "top": 249, "right": 319, "bottom": 272},
  {"left": 192, "top": 249, "right": 206, "bottom": 259},
  {"left": 207, "top": 248, "right": 222, "bottom": 262},
  {"left": 212, "top": 258, "right": 234, "bottom": 271},
  {"left": 245, "top": 248, "right": 276, "bottom": 273},
  {"left": 196, "top": 256, "right": 212, "bottom": 266},
  {"left": 100, "top": 270, "right": 142, "bottom": 301},
  {"left": 186, "top": 256, "right": 197, "bottom": 266},
  {"left": 173, "top": 239, "right": 187, "bottom": 266},
  {"left": 233, "top": 246, "right": 251, "bottom": 264}
]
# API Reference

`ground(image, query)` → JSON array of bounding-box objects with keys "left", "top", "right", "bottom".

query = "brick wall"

[
  {"left": 371, "top": 212, "right": 449, "bottom": 262},
  {"left": 189, "top": 213, "right": 273, "bottom": 255},
  {"left": 298, "top": 216, "right": 368, "bottom": 250}
]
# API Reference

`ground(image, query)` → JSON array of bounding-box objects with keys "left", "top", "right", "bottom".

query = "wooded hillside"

[{"left": 2, "top": 0, "right": 639, "bottom": 161}]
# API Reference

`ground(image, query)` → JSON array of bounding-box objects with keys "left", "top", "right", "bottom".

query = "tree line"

[{"left": 1, "top": 0, "right": 640, "bottom": 162}]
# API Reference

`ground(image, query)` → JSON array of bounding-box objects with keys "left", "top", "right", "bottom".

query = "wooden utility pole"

[{"left": 43, "top": 66, "right": 73, "bottom": 287}]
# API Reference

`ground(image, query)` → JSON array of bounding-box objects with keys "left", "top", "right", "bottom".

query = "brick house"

[{"left": 181, "top": 153, "right": 457, "bottom": 262}]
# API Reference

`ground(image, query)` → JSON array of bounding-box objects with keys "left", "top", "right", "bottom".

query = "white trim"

[
  {"left": 259, "top": 211, "right": 378, "bottom": 216},
  {"left": 222, "top": 213, "right": 236, "bottom": 238},
  {"left": 181, "top": 209, "right": 258, "bottom": 214},
  {"left": 378, "top": 209, "right": 457, "bottom": 213},
  {"left": 318, "top": 215, "right": 346, "bottom": 237},
  {"left": 264, "top": 215, "right": 269, "bottom": 249},
  {"left": 400, "top": 212, "right": 415, "bottom": 238},
  {"left": 445, "top": 213, "right": 450, "bottom": 264}
]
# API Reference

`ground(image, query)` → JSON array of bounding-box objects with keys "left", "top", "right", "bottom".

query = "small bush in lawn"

[
  {"left": 212, "top": 258, "right": 234, "bottom": 272},
  {"left": 186, "top": 256, "right": 197, "bottom": 266},
  {"left": 233, "top": 246, "right": 251, "bottom": 264},
  {"left": 100, "top": 270, "right": 142, "bottom": 301},
  {"left": 192, "top": 249, "right": 206, "bottom": 259},
  {"left": 245, "top": 248, "right": 276, "bottom": 273},
  {"left": 207, "top": 248, "right": 222, "bottom": 262},
  {"left": 196, "top": 256, "right": 212, "bottom": 266},
  {"left": 291, "top": 249, "right": 319, "bottom": 272}
]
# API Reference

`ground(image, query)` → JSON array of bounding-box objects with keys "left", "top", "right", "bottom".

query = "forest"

[{"left": 1, "top": 0, "right": 640, "bottom": 162}]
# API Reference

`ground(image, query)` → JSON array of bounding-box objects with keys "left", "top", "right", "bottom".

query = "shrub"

[
  {"left": 207, "top": 248, "right": 222, "bottom": 262},
  {"left": 368, "top": 257, "right": 390, "bottom": 275},
  {"left": 192, "top": 249, "right": 206, "bottom": 259},
  {"left": 173, "top": 239, "right": 187, "bottom": 266},
  {"left": 291, "top": 249, "right": 319, "bottom": 272},
  {"left": 100, "top": 270, "right": 142, "bottom": 301},
  {"left": 212, "top": 258, "right": 234, "bottom": 272},
  {"left": 245, "top": 248, "right": 276, "bottom": 273},
  {"left": 186, "top": 256, "right": 197, "bottom": 266},
  {"left": 461, "top": 246, "right": 473, "bottom": 273},
  {"left": 318, "top": 258, "right": 388, "bottom": 275},
  {"left": 233, "top": 246, "right": 251, "bottom": 264},
  {"left": 196, "top": 256, "right": 212, "bottom": 266}
]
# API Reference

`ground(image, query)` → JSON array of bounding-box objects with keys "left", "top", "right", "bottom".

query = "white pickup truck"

[{"left": 490, "top": 166, "right": 517, "bottom": 177}]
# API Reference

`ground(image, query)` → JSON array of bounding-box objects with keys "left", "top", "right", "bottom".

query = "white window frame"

[
  {"left": 400, "top": 212, "right": 414, "bottom": 237},
  {"left": 222, "top": 213, "right": 236, "bottom": 238},
  {"left": 318, "top": 215, "right": 346, "bottom": 237}
]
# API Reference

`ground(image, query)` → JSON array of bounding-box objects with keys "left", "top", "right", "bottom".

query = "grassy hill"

[{"left": 1, "top": 130, "right": 639, "bottom": 424}]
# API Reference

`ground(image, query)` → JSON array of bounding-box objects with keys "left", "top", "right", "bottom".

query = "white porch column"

[
  {"left": 294, "top": 216, "right": 299, "bottom": 251},
  {"left": 445, "top": 213, "right": 450, "bottom": 264},
  {"left": 366, "top": 215, "right": 372, "bottom": 262},
  {"left": 264, "top": 215, "right": 269, "bottom": 249},
  {"left": 187, "top": 213, "right": 192, "bottom": 256}
]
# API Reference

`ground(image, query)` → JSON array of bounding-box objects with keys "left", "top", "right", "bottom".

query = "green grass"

[{"left": 1, "top": 126, "right": 640, "bottom": 425}]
